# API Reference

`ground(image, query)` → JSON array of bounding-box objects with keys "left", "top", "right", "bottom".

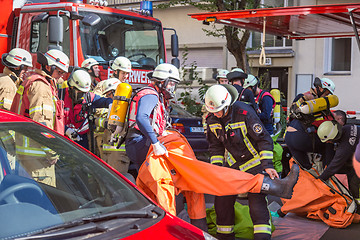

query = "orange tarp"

[
  {"left": 136, "top": 130, "right": 264, "bottom": 219},
  {"left": 280, "top": 160, "right": 360, "bottom": 228}
]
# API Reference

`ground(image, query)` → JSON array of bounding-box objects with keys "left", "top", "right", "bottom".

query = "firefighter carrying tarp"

[{"left": 137, "top": 128, "right": 299, "bottom": 237}]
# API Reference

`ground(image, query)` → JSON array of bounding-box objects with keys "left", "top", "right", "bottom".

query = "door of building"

[{"left": 258, "top": 67, "right": 288, "bottom": 106}]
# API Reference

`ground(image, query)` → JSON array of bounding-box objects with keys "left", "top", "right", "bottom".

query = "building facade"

[{"left": 109, "top": 0, "right": 360, "bottom": 113}]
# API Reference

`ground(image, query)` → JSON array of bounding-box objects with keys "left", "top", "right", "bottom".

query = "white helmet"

[
  {"left": 317, "top": 121, "right": 342, "bottom": 142},
  {"left": 314, "top": 77, "right": 335, "bottom": 94},
  {"left": 216, "top": 69, "right": 229, "bottom": 80},
  {"left": 147, "top": 63, "right": 180, "bottom": 82},
  {"left": 81, "top": 58, "right": 99, "bottom": 70},
  {"left": 102, "top": 78, "right": 120, "bottom": 95},
  {"left": 111, "top": 56, "right": 132, "bottom": 73},
  {"left": 2, "top": 48, "right": 33, "bottom": 68},
  {"left": 44, "top": 49, "right": 69, "bottom": 73},
  {"left": 68, "top": 69, "right": 91, "bottom": 92},
  {"left": 243, "top": 74, "right": 258, "bottom": 89},
  {"left": 204, "top": 84, "right": 238, "bottom": 113}
]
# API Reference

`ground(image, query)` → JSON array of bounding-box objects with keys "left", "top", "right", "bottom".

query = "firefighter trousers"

[
  {"left": 125, "top": 133, "right": 151, "bottom": 172},
  {"left": 285, "top": 119, "right": 325, "bottom": 169},
  {"left": 214, "top": 193, "right": 271, "bottom": 240}
]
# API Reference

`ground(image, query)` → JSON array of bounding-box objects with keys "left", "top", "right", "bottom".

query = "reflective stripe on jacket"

[
  {"left": 64, "top": 90, "right": 95, "bottom": 134},
  {"left": 10, "top": 71, "right": 64, "bottom": 135},
  {"left": 206, "top": 101, "right": 274, "bottom": 172}
]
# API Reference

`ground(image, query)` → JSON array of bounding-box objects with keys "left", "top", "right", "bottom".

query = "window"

[
  {"left": 79, "top": 11, "right": 165, "bottom": 70},
  {"left": 248, "top": 0, "right": 294, "bottom": 49},
  {"left": 250, "top": 32, "right": 292, "bottom": 49},
  {"left": 324, "top": 38, "right": 352, "bottom": 74},
  {"left": 30, "top": 15, "right": 70, "bottom": 57}
]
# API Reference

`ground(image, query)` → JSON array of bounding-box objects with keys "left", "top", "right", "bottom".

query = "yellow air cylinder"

[
  {"left": 270, "top": 89, "right": 281, "bottom": 124},
  {"left": 108, "top": 82, "right": 133, "bottom": 127},
  {"left": 299, "top": 95, "right": 339, "bottom": 114}
]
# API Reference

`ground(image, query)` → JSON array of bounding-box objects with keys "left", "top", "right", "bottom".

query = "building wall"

[
  {"left": 111, "top": 0, "right": 360, "bottom": 113},
  {"left": 154, "top": 5, "right": 237, "bottom": 69}
]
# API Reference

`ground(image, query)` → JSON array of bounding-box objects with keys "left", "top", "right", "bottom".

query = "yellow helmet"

[{"left": 317, "top": 121, "right": 342, "bottom": 142}]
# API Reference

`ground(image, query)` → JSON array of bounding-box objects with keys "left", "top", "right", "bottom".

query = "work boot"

[
  {"left": 260, "top": 164, "right": 300, "bottom": 199},
  {"left": 190, "top": 217, "right": 208, "bottom": 232}
]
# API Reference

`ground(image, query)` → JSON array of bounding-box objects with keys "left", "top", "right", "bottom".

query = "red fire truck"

[{"left": 1, "top": 0, "right": 179, "bottom": 85}]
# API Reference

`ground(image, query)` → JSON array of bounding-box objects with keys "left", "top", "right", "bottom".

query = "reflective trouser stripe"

[
  {"left": 217, "top": 225, "right": 234, "bottom": 234},
  {"left": 254, "top": 224, "right": 272, "bottom": 235},
  {"left": 16, "top": 136, "right": 46, "bottom": 157},
  {"left": 0, "top": 98, "right": 12, "bottom": 107},
  {"left": 99, "top": 118, "right": 106, "bottom": 128},
  {"left": 103, "top": 144, "right": 126, "bottom": 152},
  {"left": 210, "top": 155, "right": 224, "bottom": 165},
  {"left": 1, "top": 131, "right": 14, "bottom": 142}
]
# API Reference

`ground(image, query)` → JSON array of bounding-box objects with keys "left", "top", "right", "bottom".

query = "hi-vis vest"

[
  {"left": 64, "top": 90, "right": 95, "bottom": 135},
  {"left": 128, "top": 86, "right": 166, "bottom": 136},
  {"left": 11, "top": 72, "right": 64, "bottom": 135}
]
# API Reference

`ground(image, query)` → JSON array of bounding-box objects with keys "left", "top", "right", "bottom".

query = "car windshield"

[
  {"left": 0, "top": 122, "right": 152, "bottom": 239},
  {"left": 79, "top": 11, "right": 165, "bottom": 70}
]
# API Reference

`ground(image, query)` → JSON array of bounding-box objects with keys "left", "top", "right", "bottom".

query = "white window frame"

[
  {"left": 324, "top": 37, "right": 352, "bottom": 75},
  {"left": 248, "top": 0, "right": 293, "bottom": 49}
]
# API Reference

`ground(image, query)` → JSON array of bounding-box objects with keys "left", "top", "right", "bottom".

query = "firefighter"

[
  {"left": 11, "top": 49, "right": 69, "bottom": 134},
  {"left": 111, "top": 56, "right": 132, "bottom": 83},
  {"left": 64, "top": 69, "right": 112, "bottom": 150},
  {"left": 353, "top": 143, "right": 360, "bottom": 178},
  {"left": 125, "top": 63, "right": 180, "bottom": 172},
  {"left": 204, "top": 84, "right": 282, "bottom": 240},
  {"left": 10, "top": 49, "right": 69, "bottom": 187},
  {"left": 285, "top": 77, "right": 336, "bottom": 169},
  {"left": 96, "top": 78, "right": 131, "bottom": 174},
  {"left": 243, "top": 74, "right": 275, "bottom": 135},
  {"left": 226, "top": 68, "right": 258, "bottom": 111},
  {"left": 202, "top": 69, "right": 230, "bottom": 133},
  {"left": 92, "top": 79, "right": 110, "bottom": 158},
  {"left": 0, "top": 48, "right": 33, "bottom": 110},
  {"left": 216, "top": 69, "right": 229, "bottom": 84},
  {"left": 317, "top": 120, "right": 360, "bottom": 198},
  {"left": 81, "top": 58, "right": 101, "bottom": 90}
]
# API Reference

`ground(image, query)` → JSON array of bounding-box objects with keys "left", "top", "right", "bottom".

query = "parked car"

[
  {"left": 0, "top": 110, "right": 215, "bottom": 240},
  {"left": 169, "top": 104, "right": 209, "bottom": 155}
]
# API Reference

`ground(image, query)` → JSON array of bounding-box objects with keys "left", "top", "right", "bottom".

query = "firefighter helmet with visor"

[
  {"left": 44, "top": 49, "right": 69, "bottom": 73},
  {"left": 205, "top": 84, "right": 239, "bottom": 113},
  {"left": 1, "top": 48, "right": 33, "bottom": 69},
  {"left": 81, "top": 58, "right": 99, "bottom": 70},
  {"left": 243, "top": 74, "right": 258, "bottom": 89},
  {"left": 314, "top": 77, "right": 335, "bottom": 95},
  {"left": 68, "top": 69, "right": 91, "bottom": 92},
  {"left": 111, "top": 56, "right": 132, "bottom": 73},
  {"left": 216, "top": 69, "right": 229, "bottom": 80},
  {"left": 147, "top": 63, "right": 180, "bottom": 99},
  {"left": 102, "top": 78, "right": 121, "bottom": 95},
  {"left": 317, "top": 121, "right": 342, "bottom": 142}
]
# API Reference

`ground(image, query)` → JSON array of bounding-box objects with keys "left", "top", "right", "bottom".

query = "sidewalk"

[{"left": 176, "top": 194, "right": 360, "bottom": 240}]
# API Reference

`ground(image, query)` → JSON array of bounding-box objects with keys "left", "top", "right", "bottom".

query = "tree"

[{"left": 157, "top": 0, "right": 261, "bottom": 70}]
